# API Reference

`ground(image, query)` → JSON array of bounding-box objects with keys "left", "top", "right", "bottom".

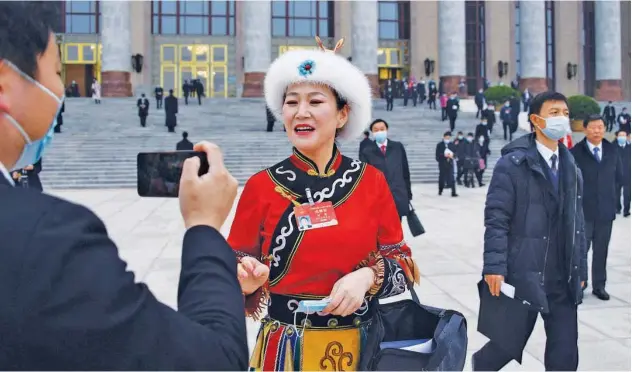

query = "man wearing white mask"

[
  {"left": 474, "top": 92, "right": 588, "bottom": 371},
  {"left": 360, "top": 119, "right": 412, "bottom": 220},
  {"left": 0, "top": 2, "right": 247, "bottom": 369}
]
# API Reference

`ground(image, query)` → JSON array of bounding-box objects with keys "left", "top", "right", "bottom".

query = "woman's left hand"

[{"left": 322, "top": 268, "right": 374, "bottom": 317}]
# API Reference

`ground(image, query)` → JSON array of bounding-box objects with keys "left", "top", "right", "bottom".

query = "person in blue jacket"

[{"left": 473, "top": 91, "right": 588, "bottom": 371}]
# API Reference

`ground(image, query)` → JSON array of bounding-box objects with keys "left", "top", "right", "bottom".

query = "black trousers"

[
  {"left": 616, "top": 182, "right": 631, "bottom": 214},
  {"left": 473, "top": 285, "right": 578, "bottom": 371},
  {"left": 503, "top": 121, "right": 513, "bottom": 141},
  {"left": 476, "top": 106, "right": 482, "bottom": 118},
  {"left": 197, "top": 94, "right": 202, "bottom": 105},
  {"left": 386, "top": 97, "right": 393, "bottom": 111},
  {"left": 184, "top": 95, "right": 189, "bottom": 105},
  {"left": 156, "top": 97, "right": 162, "bottom": 109},
  {"left": 441, "top": 107, "right": 447, "bottom": 121},
  {"left": 456, "top": 161, "right": 464, "bottom": 183},
  {"left": 438, "top": 166, "right": 456, "bottom": 195},
  {"left": 606, "top": 117, "right": 616, "bottom": 131},
  {"left": 585, "top": 220, "right": 613, "bottom": 289},
  {"left": 140, "top": 116, "right": 147, "bottom": 127},
  {"left": 448, "top": 116, "right": 456, "bottom": 132},
  {"left": 428, "top": 98, "right": 436, "bottom": 109},
  {"left": 266, "top": 120, "right": 275, "bottom": 132}
]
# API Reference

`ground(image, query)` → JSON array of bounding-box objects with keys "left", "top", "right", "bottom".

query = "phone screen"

[{"left": 137, "top": 151, "right": 209, "bottom": 198}]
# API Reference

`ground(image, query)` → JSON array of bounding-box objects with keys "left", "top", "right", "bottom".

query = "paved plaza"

[{"left": 48, "top": 183, "right": 631, "bottom": 371}]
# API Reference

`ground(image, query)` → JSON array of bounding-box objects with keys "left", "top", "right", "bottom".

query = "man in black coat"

[
  {"left": 602, "top": 101, "right": 616, "bottom": 131},
  {"left": 137, "top": 93, "right": 149, "bottom": 127},
  {"left": 474, "top": 88, "right": 485, "bottom": 118},
  {"left": 54, "top": 101, "right": 64, "bottom": 133},
  {"left": 617, "top": 107, "right": 631, "bottom": 134},
  {"left": 164, "top": 89, "right": 178, "bottom": 132},
  {"left": 613, "top": 130, "right": 631, "bottom": 216},
  {"left": 358, "top": 130, "right": 372, "bottom": 158},
  {"left": 474, "top": 92, "right": 587, "bottom": 371},
  {"left": 446, "top": 92, "right": 460, "bottom": 132},
  {"left": 570, "top": 114, "right": 624, "bottom": 301},
  {"left": 0, "top": 4, "right": 248, "bottom": 369},
  {"left": 155, "top": 86, "right": 164, "bottom": 109},
  {"left": 176, "top": 131, "right": 194, "bottom": 151},
  {"left": 384, "top": 80, "right": 394, "bottom": 111},
  {"left": 435, "top": 131, "right": 458, "bottom": 197},
  {"left": 266, "top": 105, "right": 276, "bottom": 132},
  {"left": 360, "top": 119, "right": 412, "bottom": 219}
]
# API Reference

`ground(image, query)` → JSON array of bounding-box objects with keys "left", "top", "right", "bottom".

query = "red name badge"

[{"left": 294, "top": 201, "right": 338, "bottom": 231}]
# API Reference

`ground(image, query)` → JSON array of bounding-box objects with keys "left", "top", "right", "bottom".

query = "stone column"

[
  {"left": 351, "top": 0, "right": 379, "bottom": 98},
  {"left": 595, "top": 0, "right": 622, "bottom": 101},
  {"left": 438, "top": 0, "right": 466, "bottom": 96},
  {"left": 101, "top": 1, "right": 132, "bottom": 97},
  {"left": 242, "top": 0, "right": 271, "bottom": 97},
  {"left": 519, "top": 0, "right": 547, "bottom": 94}
]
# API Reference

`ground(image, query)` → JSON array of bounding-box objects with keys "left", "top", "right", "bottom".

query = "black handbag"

[
  {"left": 359, "top": 285, "right": 468, "bottom": 371},
  {"left": 407, "top": 202, "right": 425, "bottom": 237}
]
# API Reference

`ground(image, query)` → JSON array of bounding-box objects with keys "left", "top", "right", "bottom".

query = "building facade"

[{"left": 51, "top": 0, "right": 631, "bottom": 101}]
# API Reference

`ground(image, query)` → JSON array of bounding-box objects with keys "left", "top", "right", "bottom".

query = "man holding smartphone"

[{"left": 0, "top": 2, "right": 247, "bottom": 370}]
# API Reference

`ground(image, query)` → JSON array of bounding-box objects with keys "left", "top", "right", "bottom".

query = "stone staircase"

[{"left": 39, "top": 98, "right": 517, "bottom": 189}]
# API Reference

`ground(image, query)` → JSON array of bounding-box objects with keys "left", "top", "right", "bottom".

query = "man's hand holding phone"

[{"left": 179, "top": 141, "right": 238, "bottom": 231}]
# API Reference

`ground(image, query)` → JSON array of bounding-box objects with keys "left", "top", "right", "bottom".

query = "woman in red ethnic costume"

[{"left": 227, "top": 37, "right": 420, "bottom": 371}]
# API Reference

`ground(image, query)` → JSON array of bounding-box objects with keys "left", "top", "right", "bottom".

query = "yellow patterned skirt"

[{"left": 249, "top": 318, "right": 370, "bottom": 371}]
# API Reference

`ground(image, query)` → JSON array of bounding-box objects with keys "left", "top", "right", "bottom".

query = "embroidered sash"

[{"left": 265, "top": 155, "right": 366, "bottom": 287}]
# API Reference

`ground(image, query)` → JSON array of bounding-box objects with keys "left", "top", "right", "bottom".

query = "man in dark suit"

[
  {"left": 164, "top": 89, "right": 178, "bottom": 132},
  {"left": 54, "top": 101, "right": 64, "bottom": 133},
  {"left": 602, "top": 101, "right": 616, "bottom": 131},
  {"left": 435, "top": 131, "right": 458, "bottom": 197},
  {"left": 613, "top": 130, "right": 631, "bottom": 216},
  {"left": 571, "top": 114, "right": 624, "bottom": 301},
  {"left": 617, "top": 107, "right": 631, "bottom": 135},
  {"left": 360, "top": 119, "right": 412, "bottom": 219},
  {"left": 474, "top": 91, "right": 587, "bottom": 371},
  {"left": 177, "top": 131, "right": 194, "bottom": 151},
  {"left": 137, "top": 93, "right": 149, "bottom": 127},
  {"left": 446, "top": 92, "right": 460, "bottom": 132},
  {"left": 0, "top": 3, "right": 248, "bottom": 369},
  {"left": 155, "top": 86, "right": 164, "bottom": 109},
  {"left": 358, "top": 130, "right": 372, "bottom": 158}
]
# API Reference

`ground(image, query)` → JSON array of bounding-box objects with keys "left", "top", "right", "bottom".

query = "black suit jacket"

[
  {"left": 360, "top": 140, "right": 412, "bottom": 217},
  {"left": 177, "top": 139, "right": 194, "bottom": 151},
  {"left": 0, "top": 177, "right": 248, "bottom": 370},
  {"left": 571, "top": 138, "right": 624, "bottom": 222},
  {"left": 613, "top": 140, "right": 631, "bottom": 182}
]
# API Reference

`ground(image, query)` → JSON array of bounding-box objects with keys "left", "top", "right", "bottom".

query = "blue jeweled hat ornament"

[{"left": 264, "top": 35, "right": 372, "bottom": 141}]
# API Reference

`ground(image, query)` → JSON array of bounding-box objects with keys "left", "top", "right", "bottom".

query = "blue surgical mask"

[
  {"left": 534, "top": 115, "right": 570, "bottom": 141},
  {"left": 443, "top": 139, "right": 451, "bottom": 144},
  {"left": 617, "top": 137, "right": 627, "bottom": 146},
  {"left": 466, "top": 137, "right": 473, "bottom": 142},
  {"left": 4, "top": 61, "right": 64, "bottom": 171},
  {"left": 457, "top": 135, "right": 463, "bottom": 140},
  {"left": 374, "top": 130, "right": 388, "bottom": 144}
]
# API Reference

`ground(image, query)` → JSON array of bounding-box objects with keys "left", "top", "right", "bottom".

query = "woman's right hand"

[{"left": 238, "top": 256, "right": 270, "bottom": 295}]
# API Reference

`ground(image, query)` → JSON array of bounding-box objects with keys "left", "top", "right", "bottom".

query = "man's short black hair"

[
  {"left": 616, "top": 129, "right": 627, "bottom": 136},
  {"left": 0, "top": 2, "right": 59, "bottom": 78},
  {"left": 369, "top": 119, "right": 389, "bottom": 131},
  {"left": 467, "top": 132, "right": 474, "bottom": 137},
  {"left": 182, "top": 131, "right": 189, "bottom": 139},
  {"left": 527, "top": 91, "right": 568, "bottom": 131},
  {"left": 443, "top": 131, "right": 452, "bottom": 137},
  {"left": 457, "top": 131, "right": 463, "bottom": 135},
  {"left": 583, "top": 113, "right": 604, "bottom": 128}
]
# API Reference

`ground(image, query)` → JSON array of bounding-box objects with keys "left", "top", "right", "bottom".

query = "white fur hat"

[{"left": 264, "top": 37, "right": 372, "bottom": 141}]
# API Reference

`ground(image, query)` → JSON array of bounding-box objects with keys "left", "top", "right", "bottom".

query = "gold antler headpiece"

[{"left": 315, "top": 36, "right": 345, "bottom": 53}]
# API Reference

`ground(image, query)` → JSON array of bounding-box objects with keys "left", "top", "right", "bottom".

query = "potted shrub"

[
  {"left": 483, "top": 86, "right": 521, "bottom": 111},
  {"left": 568, "top": 95, "right": 601, "bottom": 132}
]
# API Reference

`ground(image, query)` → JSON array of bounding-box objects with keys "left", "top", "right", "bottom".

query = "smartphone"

[{"left": 137, "top": 151, "right": 209, "bottom": 198}]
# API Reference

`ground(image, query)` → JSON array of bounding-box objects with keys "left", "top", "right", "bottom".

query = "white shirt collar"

[
  {"left": 377, "top": 139, "right": 388, "bottom": 148},
  {"left": 586, "top": 140, "right": 602, "bottom": 153},
  {"left": 535, "top": 140, "right": 559, "bottom": 168},
  {"left": 0, "top": 162, "right": 15, "bottom": 186}
]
